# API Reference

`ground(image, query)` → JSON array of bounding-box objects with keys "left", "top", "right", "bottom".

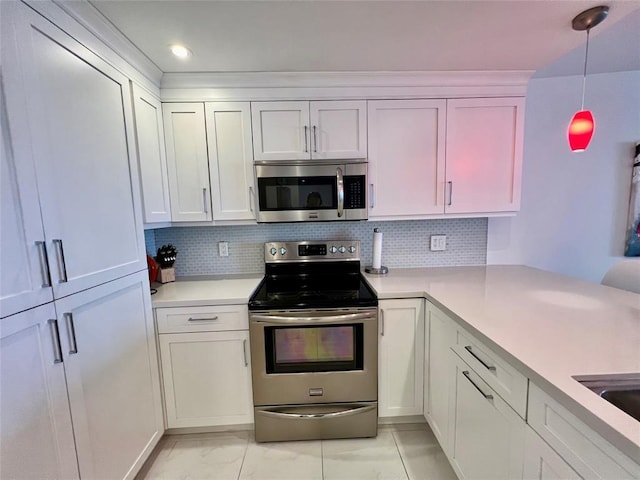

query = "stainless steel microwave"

[{"left": 254, "top": 162, "right": 368, "bottom": 223}]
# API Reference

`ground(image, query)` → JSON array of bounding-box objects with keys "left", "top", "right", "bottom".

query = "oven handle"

[
  {"left": 257, "top": 404, "right": 376, "bottom": 420},
  {"left": 251, "top": 311, "right": 375, "bottom": 324}
]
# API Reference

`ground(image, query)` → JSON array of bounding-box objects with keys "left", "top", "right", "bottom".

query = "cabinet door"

[
  {"left": 11, "top": 5, "right": 145, "bottom": 298},
  {"left": 205, "top": 102, "right": 256, "bottom": 221},
  {"left": 159, "top": 330, "right": 253, "bottom": 428},
  {"left": 56, "top": 271, "right": 163, "bottom": 480},
  {"left": 368, "top": 100, "right": 446, "bottom": 219},
  {"left": 163, "top": 103, "right": 212, "bottom": 222},
  {"left": 310, "top": 100, "right": 367, "bottom": 160},
  {"left": 0, "top": 304, "right": 78, "bottom": 479},
  {"left": 378, "top": 298, "right": 425, "bottom": 417},
  {"left": 0, "top": 24, "right": 53, "bottom": 318},
  {"left": 132, "top": 84, "right": 171, "bottom": 224},
  {"left": 449, "top": 355, "right": 525, "bottom": 480},
  {"left": 251, "top": 101, "right": 310, "bottom": 161},
  {"left": 445, "top": 97, "right": 525, "bottom": 214},
  {"left": 424, "top": 303, "right": 457, "bottom": 451},
  {"left": 523, "top": 426, "right": 581, "bottom": 480}
]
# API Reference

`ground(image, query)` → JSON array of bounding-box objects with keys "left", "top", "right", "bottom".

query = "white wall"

[{"left": 487, "top": 70, "right": 640, "bottom": 282}]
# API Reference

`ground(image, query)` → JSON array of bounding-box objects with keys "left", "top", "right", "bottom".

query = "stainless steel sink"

[{"left": 574, "top": 374, "right": 640, "bottom": 422}]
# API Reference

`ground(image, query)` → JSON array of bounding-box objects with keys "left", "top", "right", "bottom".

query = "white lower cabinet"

[
  {"left": 378, "top": 298, "right": 425, "bottom": 417},
  {"left": 156, "top": 305, "right": 253, "bottom": 428},
  {"left": 449, "top": 354, "right": 525, "bottom": 480},
  {"left": 424, "top": 302, "right": 457, "bottom": 450},
  {"left": 523, "top": 425, "right": 581, "bottom": 480},
  {"left": 0, "top": 304, "right": 78, "bottom": 480},
  {"left": 0, "top": 271, "right": 163, "bottom": 480}
]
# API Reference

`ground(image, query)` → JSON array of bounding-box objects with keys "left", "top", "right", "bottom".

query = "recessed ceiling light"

[{"left": 170, "top": 45, "right": 191, "bottom": 59}]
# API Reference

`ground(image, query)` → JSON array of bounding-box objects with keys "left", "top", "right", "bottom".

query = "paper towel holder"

[
  {"left": 365, "top": 265, "right": 389, "bottom": 275},
  {"left": 366, "top": 227, "right": 388, "bottom": 275}
]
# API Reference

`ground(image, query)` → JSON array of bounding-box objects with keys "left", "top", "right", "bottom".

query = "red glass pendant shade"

[{"left": 568, "top": 110, "right": 594, "bottom": 152}]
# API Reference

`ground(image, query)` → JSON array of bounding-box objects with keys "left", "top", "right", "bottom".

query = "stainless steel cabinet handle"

[
  {"left": 370, "top": 183, "right": 375, "bottom": 209},
  {"left": 462, "top": 370, "right": 493, "bottom": 400},
  {"left": 313, "top": 125, "right": 318, "bottom": 152},
  {"left": 64, "top": 312, "right": 78, "bottom": 354},
  {"left": 35, "top": 241, "right": 52, "bottom": 287},
  {"left": 447, "top": 181, "right": 453, "bottom": 206},
  {"left": 188, "top": 316, "right": 219, "bottom": 322},
  {"left": 242, "top": 339, "right": 248, "bottom": 366},
  {"left": 304, "top": 126, "right": 309, "bottom": 153},
  {"left": 249, "top": 186, "right": 255, "bottom": 212},
  {"left": 48, "top": 319, "right": 63, "bottom": 364},
  {"left": 380, "top": 309, "right": 385, "bottom": 336},
  {"left": 202, "top": 187, "right": 209, "bottom": 214},
  {"left": 464, "top": 345, "right": 497, "bottom": 371},
  {"left": 52, "top": 239, "right": 68, "bottom": 283},
  {"left": 336, "top": 167, "right": 344, "bottom": 218}
]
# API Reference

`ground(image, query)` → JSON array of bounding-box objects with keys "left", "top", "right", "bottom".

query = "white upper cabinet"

[
  {"left": 163, "top": 103, "right": 212, "bottom": 222},
  {"left": 132, "top": 84, "right": 171, "bottom": 224},
  {"left": 251, "top": 100, "right": 367, "bottom": 162},
  {"left": 3, "top": 2, "right": 145, "bottom": 300},
  {"left": 0, "top": 47, "right": 53, "bottom": 318},
  {"left": 445, "top": 97, "right": 525, "bottom": 214},
  {"left": 205, "top": 102, "right": 256, "bottom": 221},
  {"left": 368, "top": 100, "right": 446, "bottom": 219}
]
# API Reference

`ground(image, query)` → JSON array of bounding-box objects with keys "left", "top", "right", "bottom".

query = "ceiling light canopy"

[{"left": 170, "top": 44, "right": 191, "bottom": 59}]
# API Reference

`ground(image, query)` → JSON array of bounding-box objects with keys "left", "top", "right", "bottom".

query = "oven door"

[
  {"left": 249, "top": 309, "right": 378, "bottom": 406},
  {"left": 255, "top": 163, "right": 367, "bottom": 222}
]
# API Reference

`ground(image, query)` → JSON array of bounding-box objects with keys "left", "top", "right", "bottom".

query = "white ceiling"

[{"left": 87, "top": 0, "right": 640, "bottom": 75}]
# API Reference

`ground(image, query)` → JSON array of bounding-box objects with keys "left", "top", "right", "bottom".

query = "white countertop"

[
  {"left": 363, "top": 265, "right": 640, "bottom": 462},
  {"left": 151, "top": 275, "right": 263, "bottom": 307}
]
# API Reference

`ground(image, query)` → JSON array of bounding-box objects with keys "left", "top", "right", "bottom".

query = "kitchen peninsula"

[{"left": 364, "top": 265, "right": 639, "bottom": 478}]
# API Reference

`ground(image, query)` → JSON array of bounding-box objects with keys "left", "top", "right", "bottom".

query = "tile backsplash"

[{"left": 145, "top": 218, "right": 487, "bottom": 276}]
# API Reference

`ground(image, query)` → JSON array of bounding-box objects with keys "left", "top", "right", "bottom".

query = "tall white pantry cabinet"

[{"left": 0, "top": 2, "right": 163, "bottom": 479}]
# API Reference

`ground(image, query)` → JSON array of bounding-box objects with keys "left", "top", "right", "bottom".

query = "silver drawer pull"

[
  {"left": 35, "top": 241, "right": 52, "bottom": 287},
  {"left": 188, "top": 316, "right": 219, "bottom": 322},
  {"left": 48, "top": 319, "right": 63, "bottom": 364},
  {"left": 463, "top": 370, "right": 493, "bottom": 401},
  {"left": 64, "top": 312, "right": 78, "bottom": 355},
  {"left": 242, "top": 339, "right": 248, "bottom": 367},
  {"left": 464, "top": 345, "right": 496, "bottom": 371},
  {"left": 52, "top": 239, "right": 68, "bottom": 283}
]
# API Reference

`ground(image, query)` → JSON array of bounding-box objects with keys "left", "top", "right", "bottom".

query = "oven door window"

[
  {"left": 265, "top": 324, "right": 363, "bottom": 373},
  {"left": 257, "top": 176, "right": 336, "bottom": 211}
]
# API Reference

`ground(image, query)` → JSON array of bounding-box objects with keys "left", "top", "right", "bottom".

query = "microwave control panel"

[{"left": 344, "top": 175, "right": 366, "bottom": 209}]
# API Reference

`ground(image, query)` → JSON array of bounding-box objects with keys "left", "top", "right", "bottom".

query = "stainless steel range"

[{"left": 248, "top": 240, "right": 378, "bottom": 442}]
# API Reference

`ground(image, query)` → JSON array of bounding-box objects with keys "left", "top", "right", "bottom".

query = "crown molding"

[
  {"left": 160, "top": 71, "right": 533, "bottom": 102},
  {"left": 26, "top": 0, "right": 163, "bottom": 90}
]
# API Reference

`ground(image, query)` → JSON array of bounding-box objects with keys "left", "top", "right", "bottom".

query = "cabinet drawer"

[
  {"left": 156, "top": 305, "right": 248, "bottom": 333},
  {"left": 453, "top": 329, "right": 528, "bottom": 418},
  {"left": 528, "top": 382, "right": 639, "bottom": 479}
]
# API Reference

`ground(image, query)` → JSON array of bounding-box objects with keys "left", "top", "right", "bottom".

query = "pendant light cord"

[{"left": 581, "top": 28, "right": 590, "bottom": 110}]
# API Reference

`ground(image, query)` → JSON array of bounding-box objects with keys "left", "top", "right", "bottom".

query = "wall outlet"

[
  {"left": 218, "top": 241, "right": 229, "bottom": 257},
  {"left": 430, "top": 235, "right": 447, "bottom": 251}
]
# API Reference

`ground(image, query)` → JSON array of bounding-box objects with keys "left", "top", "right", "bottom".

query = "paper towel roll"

[{"left": 372, "top": 228, "right": 383, "bottom": 269}]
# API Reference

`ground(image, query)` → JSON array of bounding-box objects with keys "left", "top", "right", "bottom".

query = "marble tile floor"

[{"left": 136, "top": 423, "right": 457, "bottom": 480}]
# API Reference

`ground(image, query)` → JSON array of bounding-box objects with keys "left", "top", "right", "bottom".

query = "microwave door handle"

[{"left": 336, "top": 167, "right": 344, "bottom": 217}]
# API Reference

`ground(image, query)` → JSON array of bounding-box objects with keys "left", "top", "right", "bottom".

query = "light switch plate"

[
  {"left": 430, "top": 235, "right": 447, "bottom": 251},
  {"left": 218, "top": 241, "right": 229, "bottom": 257}
]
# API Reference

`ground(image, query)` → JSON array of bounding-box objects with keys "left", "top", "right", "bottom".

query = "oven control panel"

[{"left": 265, "top": 241, "right": 360, "bottom": 262}]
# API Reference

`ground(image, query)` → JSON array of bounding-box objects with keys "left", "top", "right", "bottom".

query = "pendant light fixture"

[{"left": 568, "top": 5, "right": 609, "bottom": 152}]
